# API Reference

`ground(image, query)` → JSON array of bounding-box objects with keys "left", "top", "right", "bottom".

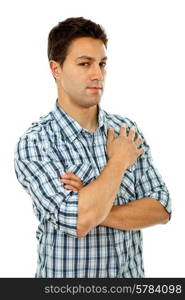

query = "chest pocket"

[
  {"left": 66, "top": 162, "right": 96, "bottom": 186},
  {"left": 115, "top": 165, "right": 136, "bottom": 205}
]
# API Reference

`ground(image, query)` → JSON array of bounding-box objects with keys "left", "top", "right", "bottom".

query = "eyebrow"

[{"left": 76, "top": 56, "right": 107, "bottom": 61}]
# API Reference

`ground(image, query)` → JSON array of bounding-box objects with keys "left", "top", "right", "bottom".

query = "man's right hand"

[{"left": 106, "top": 124, "right": 144, "bottom": 170}]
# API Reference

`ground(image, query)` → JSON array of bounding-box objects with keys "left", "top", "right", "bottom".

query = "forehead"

[{"left": 67, "top": 37, "right": 106, "bottom": 59}]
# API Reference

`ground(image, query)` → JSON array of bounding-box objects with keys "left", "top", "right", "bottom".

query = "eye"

[
  {"left": 78, "top": 62, "right": 90, "bottom": 66},
  {"left": 100, "top": 62, "right": 106, "bottom": 67}
]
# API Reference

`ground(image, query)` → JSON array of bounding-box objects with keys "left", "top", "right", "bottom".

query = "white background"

[{"left": 0, "top": 0, "right": 184, "bottom": 277}]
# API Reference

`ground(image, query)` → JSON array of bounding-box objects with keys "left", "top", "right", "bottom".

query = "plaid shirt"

[{"left": 14, "top": 100, "right": 171, "bottom": 278}]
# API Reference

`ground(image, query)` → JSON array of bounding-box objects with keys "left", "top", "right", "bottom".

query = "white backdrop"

[{"left": 0, "top": 0, "right": 184, "bottom": 277}]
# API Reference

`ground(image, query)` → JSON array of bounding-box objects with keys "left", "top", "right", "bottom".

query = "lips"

[{"left": 87, "top": 87, "right": 102, "bottom": 89}]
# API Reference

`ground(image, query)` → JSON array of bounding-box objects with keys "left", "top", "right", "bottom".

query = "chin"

[
  {"left": 85, "top": 99, "right": 101, "bottom": 108},
  {"left": 76, "top": 97, "right": 101, "bottom": 108}
]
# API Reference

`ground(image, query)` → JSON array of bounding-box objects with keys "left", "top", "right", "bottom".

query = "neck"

[{"left": 57, "top": 95, "right": 99, "bottom": 133}]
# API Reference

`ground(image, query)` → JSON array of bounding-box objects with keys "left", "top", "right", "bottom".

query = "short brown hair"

[{"left": 48, "top": 17, "right": 108, "bottom": 66}]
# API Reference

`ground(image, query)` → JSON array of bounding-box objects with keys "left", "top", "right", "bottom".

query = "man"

[{"left": 14, "top": 17, "right": 171, "bottom": 278}]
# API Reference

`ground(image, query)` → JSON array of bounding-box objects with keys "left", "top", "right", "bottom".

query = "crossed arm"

[{"left": 60, "top": 170, "right": 170, "bottom": 231}]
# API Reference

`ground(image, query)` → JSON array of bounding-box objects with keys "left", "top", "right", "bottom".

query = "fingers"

[
  {"left": 106, "top": 128, "right": 115, "bottom": 151},
  {"left": 61, "top": 170, "right": 82, "bottom": 182},
  {"left": 128, "top": 126, "right": 136, "bottom": 140},
  {"left": 108, "top": 125, "right": 142, "bottom": 145},
  {"left": 60, "top": 177, "right": 81, "bottom": 187},
  {"left": 124, "top": 126, "right": 144, "bottom": 155},
  {"left": 107, "top": 124, "right": 126, "bottom": 142},
  {"left": 120, "top": 124, "right": 126, "bottom": 137},
  {"left": 137, "top": 147, "right": 145, "bottom": 156},
  {"left": 134, "top": 135, "right": 143, "bottom": 147},
  {"left": 129, "top": 129, "right": 144, "bottom": 155},
  {"left": 108, "top": 124, "right": 143, "bottom": 149},
  {"left": 64, "top": 184, "right": 78, "bottom": 191},
  {"left": 107, "top": 127, "right": 115, "bottom": 143},
  {"left": 60, "top": 171, "right": 83, "bottom": 191}
]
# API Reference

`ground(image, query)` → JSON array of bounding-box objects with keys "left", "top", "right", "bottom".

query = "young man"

[{"left": 14, "top": 17, "right": 171, "bottom": 278}]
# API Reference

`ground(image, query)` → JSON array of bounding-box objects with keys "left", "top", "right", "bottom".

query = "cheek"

[
  {"left": 68, "top": 72, "right": 86, "bottom": 88},
  {"left": 62, "top": 74, "right": 85, "bottom": 95}
]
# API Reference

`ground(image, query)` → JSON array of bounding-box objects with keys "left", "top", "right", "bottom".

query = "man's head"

[{"left": 48, "top": 17, "right": 108, "bottom": 108}]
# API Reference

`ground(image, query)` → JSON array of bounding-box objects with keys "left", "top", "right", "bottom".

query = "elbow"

[
  {"left": 77, "top": 225, "right": 90, "bottom": 238},
  {"left": 77, "top": 218, "right": 92, "bottom": 238},
  {"left": 161, "top": 210, "right": 170, "bottom": 224},
  {"left": 76, "top": 220, "right": 86, "bottom": 237},
  {"left": 77, "top": 228, "right": 87, "bottom": 238},
  {"left": 161, "top": 215, "right": 170, "bottom": 224},
  {"left": 76, "top": 212, "right": 105, "bottom": 237},
  {"left": 154, "top": 200, "right": 171, "bottom": 225}
]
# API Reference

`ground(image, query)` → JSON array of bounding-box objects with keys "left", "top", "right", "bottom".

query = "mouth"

[
  {"left": 87, "top": 87, "right": 103, "bottom": 94},
  {"left": 87, "top": 87, "right": 103, "bottom": 90}
]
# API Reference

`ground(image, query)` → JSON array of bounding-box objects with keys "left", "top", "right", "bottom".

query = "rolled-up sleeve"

[
  {"left": 134, "top": 122, "right": 172, "bottom": 217},
  {"left": 14, "top": 136, "right": 79, "bottom": 237}
]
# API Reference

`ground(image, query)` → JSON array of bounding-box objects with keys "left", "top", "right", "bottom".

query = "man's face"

[{"left": 57, "top": 37, "right": 107, "bottom": 108}]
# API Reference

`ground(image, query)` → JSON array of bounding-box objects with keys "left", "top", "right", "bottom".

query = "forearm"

[
  {"left": 77, "top": 159, "right": 125, "bottom": 237},
  {"left": 100, "top": 198, "right": 170, "bottom": 231}
]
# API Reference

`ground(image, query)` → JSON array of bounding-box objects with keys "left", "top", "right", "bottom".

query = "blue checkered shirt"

[{"left": 14, "top": 100, "right": 171, "bottom": 278}]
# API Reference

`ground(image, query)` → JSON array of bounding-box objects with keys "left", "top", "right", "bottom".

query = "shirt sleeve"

[
  {"left": 14, "top": 135, "right": 79, "bottom": 237},
  {"left": 133, "top": 122, "right": 172, "bottom": 217}
]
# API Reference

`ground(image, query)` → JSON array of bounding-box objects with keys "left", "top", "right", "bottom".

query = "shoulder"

[
  {"left": 106, "top": 111, "right": 135, "bottom": 127},
  {"left": 104, "top": 109, "right": 150, "bottom": 153},
  {"left": 104, "top": 110, "right": 140, "bottom": 134},
  {"left": 14, "top": 110, "right": 55, "bottom": 161}
]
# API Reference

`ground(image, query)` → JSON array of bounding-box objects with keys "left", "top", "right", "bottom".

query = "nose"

[{"left": 89, "top": 63, "right": 104, "bottom": 81}]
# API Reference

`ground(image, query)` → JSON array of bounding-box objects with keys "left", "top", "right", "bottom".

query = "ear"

[{"left": 49, "top": 60, "right": 61, "bottom": 80}]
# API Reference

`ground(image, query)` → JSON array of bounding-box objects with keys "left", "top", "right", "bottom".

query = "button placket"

[{"left": 79, "top": 130, "right": 99, "bottom": 178}]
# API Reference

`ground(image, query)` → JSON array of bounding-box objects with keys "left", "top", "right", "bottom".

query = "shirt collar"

[{"left": 51, "top": 100, "right": 108, "bottom": 143}]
